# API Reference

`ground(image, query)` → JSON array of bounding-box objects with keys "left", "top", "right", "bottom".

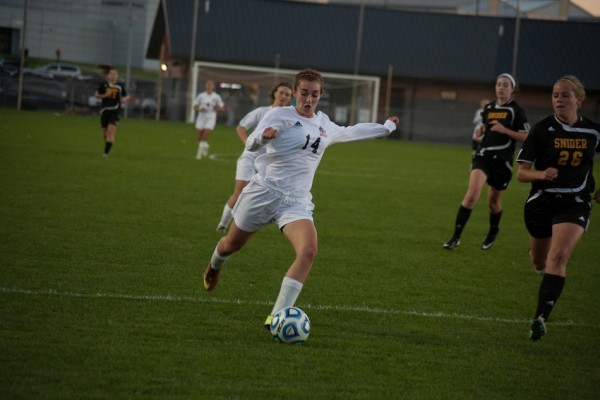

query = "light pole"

[
  {"left": 17, "top": 0, "right": 29, "bottom": 111},
  {"left": 512, "top": 0, "right": 521, "bottom": 77},
  {"left": 124, "top": 0, "right": 134, "bottom": 118},
  {"left": 187, "top": 0, "right": 200, "bottom": 123},
  {"left": 350, "top": 0, "right": 365, "bottom": 125}
]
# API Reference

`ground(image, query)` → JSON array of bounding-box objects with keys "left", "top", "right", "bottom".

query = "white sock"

[
  {"left": 218, "top": 204, "right": 233, "bottom": 228},
  {"left": 210, "top": 245, "right": 230, "bottom": 271},
  {"left": 270, "top": 277, "right": 303, "bottom": 315}
]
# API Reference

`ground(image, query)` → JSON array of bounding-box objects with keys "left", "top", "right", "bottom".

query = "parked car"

[
  {"left": 0, "top": 58, "right": 27, "bottom": 76},
  {"left": 32, "top": 63, "right": 82, "bottom": 78},
  {"left": 1, "top": 74, "right": 67, "bottom": 110}
]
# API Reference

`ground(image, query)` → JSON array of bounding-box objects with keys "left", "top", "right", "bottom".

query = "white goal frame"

[{"left": 189, "top": 61, "right": 380, "bottom": 125}]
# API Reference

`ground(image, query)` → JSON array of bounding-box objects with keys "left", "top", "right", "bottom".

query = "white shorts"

[
  {"left": 195, "top": 112, "right": 217, "bottom": 130},
  {"left": 235, "top": 152, "right": 259, "bottom": 181},
  {"left": 232, "top": 178, "right": 314, "bottom": 232}
]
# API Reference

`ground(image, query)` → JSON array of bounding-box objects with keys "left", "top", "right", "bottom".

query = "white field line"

[{"left": 1, "top": 286, "right": 596, "bottom": 328}]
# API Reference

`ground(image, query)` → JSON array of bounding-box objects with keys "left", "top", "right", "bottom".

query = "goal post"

[{"left": 189, "top": 61, "right": 380, "bottom": 125}]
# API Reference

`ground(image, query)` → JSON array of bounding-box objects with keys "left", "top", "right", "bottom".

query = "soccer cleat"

[
  {"left": 529, "top": 317, "right": 546, "bottom": 341},
  {"left": 216, "top": 224, "right": 228, "bottom": 233},
  {"left": 264, "top": 315, "right": 273, "bottom": 331},
  {"left": 202, "top": 143, "right": 210, "bottom": 157},
  {"left": 196, "top": 151, "right": 203, "bottom": 160},
  {"left": 443, "top": 237, "right": 460, "bottom": 250},
  {"left": 481, "top": 229, "right": 499, "bottom": 250},
  {"left": 203, "top": 264, "right": 220, "bottom": 291}
]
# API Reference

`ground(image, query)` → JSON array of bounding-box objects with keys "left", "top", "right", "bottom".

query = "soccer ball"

[{"left": 270, "top": 306, "right": 310, "bottom": 344}]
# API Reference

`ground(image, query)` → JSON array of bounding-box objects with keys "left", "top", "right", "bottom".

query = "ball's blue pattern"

[{"left": 270, "top": 306, "right": 310, "bottom": 344}]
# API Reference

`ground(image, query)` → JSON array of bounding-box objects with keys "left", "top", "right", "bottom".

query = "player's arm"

[
  {"left": 516, "top": 161, "right": 558, "bottom": 183},
  {"left": 236, "top": 108, "right": 262, "bottom": 143},
  {"left": 217, "top": 97, "right": 225, "bottom": 112},
  {"left": 489, "top": 120, "right": 528, "bottom": 142},
  {"left": 193, "top": 95, "right": 204, "bottom": 112},
  {"left": 472, "top": 124, "right": 484, "bottom": 142},
  {"left": 236, "top": 126, "right": 249, "bottom": 143},
  {"left": 95, "top": 85, "right": 108, "bottom": 99},
  {"left": 245, "top": 127, "right": 278, "bottom": 151},
  {"left": 330, "top": 117, "right": 398, "bottom": 144}
]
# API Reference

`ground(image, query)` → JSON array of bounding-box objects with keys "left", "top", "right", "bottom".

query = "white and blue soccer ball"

[{"left": 270, "top": 306, "right": 311, "bottom": 344}]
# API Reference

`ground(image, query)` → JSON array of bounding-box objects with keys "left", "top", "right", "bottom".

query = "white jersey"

[
  {"left": 245, "top": 106, "right": 396, "bottom": 196},
  {"left": 238, "top": 106, "right": 272, "bottom": 162},
  {"left": 193, "top": 91, "right": 224, "bottom": 115},
  {"left": 239, "top": 106, "right": 272, "bottom": 130}
]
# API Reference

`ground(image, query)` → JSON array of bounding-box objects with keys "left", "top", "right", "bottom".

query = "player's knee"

[
  {"left": 488, "top": 203, "right": 502, "bottom": 214},
  {"left": 462, "top": 194, "right": 478, "bottom": 208},
  {"left": 299, "top": 244, "right": 318, "bottom": 263},
  {"left": 548, "top": 249, "right": 570, "bottom": 271}
]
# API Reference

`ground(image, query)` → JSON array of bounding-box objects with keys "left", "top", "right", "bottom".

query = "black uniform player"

[
  {"left": 444, "top": 73, "right": 529, "bottom": 250},
  {"left": 96, "top": 65, "right": 129, "bottom": 157},
  {"left": 516, "top": 75, "right": 600, "bottom": 341}
]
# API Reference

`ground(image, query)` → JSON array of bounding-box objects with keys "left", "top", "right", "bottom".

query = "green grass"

[{"left": 1, "top": 109, "right": 599, "bottom": 399}]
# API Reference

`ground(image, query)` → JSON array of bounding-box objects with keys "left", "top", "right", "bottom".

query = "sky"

[{"left": 570, "top": 0, "right": 600, "bottom": 15}]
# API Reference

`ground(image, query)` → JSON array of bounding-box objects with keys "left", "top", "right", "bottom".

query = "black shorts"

[
  {"left": 471, "top": 153, "right": 513, "bottom": 191},
  {"left": 100, "top": 109, "right": 120, "bottom": 128},
  {"left": 524, "top": 191, "right": 591, "bottom": 239}
]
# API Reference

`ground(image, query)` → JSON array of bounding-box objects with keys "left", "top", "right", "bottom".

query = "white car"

[{"left": 32, "top": 63, "right": 82, "bottom": 78}]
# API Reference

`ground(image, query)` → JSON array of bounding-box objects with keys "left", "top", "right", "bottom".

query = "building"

[
  {"left": 146, "top": 0, "right": 600, "bottom": 143},
  {"left": 0, "top": 0, "right": 160, "bottom": 70}
]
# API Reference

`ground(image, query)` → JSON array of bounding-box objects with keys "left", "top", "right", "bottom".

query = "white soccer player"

[
  {"left": 202, "top": 68, "right": 399, "bottom": 330},
  {"left": 216, "top": 81, "right": 293, "bottom": 232},
  {"left": 193, "top": 80, "right": 225, "bottom": 159}
]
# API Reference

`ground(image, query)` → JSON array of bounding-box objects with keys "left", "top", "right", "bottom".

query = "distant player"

[
  {"left": 193, "top": 80, "right": 225, "bottom": 159},
  {"left": 216, "top": 82, "right": 293, "bottom": 232},
  {"left": 96, "top": 65, "right": 130, "bottom": 157},
  {"left": 443, "top": 73, "right": 529, "bottom": 250},
  {"left": 201, "top": 69, "right": 399, "bottom": 330},
  {"left": 516, "top": 75, "right": 600, "bottom": 341}
]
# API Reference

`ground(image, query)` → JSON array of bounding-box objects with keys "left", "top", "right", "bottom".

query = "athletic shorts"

[
  {"left": 524, "top": 190, "right": 591, "bottom": 239},
  {"left": 471, "top": 153, "right": 513, "bottom": 191},
  {"left": 235, "top": 152, "right": 259, "bottom": 181},
  {"left": 195, "top": 112, "right": 217, "bottom": 130},
  {"left": 232, "top": 177, "right": 314, "bottom": 232},
  {"left": 100, "top": 109, "right": 120, "bottom": 128}
]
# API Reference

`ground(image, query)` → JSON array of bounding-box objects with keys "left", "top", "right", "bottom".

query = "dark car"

[{"left": 0, "top": 58, "right": 28, "bottom": 76}]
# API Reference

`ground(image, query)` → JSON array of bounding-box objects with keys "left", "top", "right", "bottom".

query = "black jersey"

[
  {"left": 517, "top": 115, "right": 600, "bottom": 195},
  {"left": 477, "top": 99, "right": 529, "bottom": 162},
  {"left": 97, "top": 81, "right": 127, "bottom": 111}
]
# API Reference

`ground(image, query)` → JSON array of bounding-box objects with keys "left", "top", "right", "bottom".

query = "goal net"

[{"left": 190, "top": 61, "right": 380, "bottom": 125}]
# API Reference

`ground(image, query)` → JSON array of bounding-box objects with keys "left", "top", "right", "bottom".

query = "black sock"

[
  {"left": 489, "top": 211, "right": 502, "bottom": 234},
  {"left": 104, "top": 141, "right": 113, "bottom": 155},
  {"left": 535, "top": 273, "right": 565, "bottom": 321},
  {"left": 452, "top": 205, "right": 472, "bottom": 239}
]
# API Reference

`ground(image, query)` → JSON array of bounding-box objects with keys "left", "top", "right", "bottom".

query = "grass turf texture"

[{"left": 1, "top": 109, "right": 599, "bottom": 399}]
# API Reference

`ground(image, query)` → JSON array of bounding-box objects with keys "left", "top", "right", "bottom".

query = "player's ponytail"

[{"left": 97, "top": 64, "right": 114, "bottom": 75}]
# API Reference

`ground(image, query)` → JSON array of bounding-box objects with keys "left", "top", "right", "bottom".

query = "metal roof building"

[
  {"left": 147, "top": 0, "right": 600, "bottom": 142},
  {"left": 148, "top": 0, "right": 600, "bottom": 90}
]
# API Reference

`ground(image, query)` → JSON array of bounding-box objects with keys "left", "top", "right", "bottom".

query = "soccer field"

[{"left": 1, "top": 109, "right": 598, "bottom": 399}]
